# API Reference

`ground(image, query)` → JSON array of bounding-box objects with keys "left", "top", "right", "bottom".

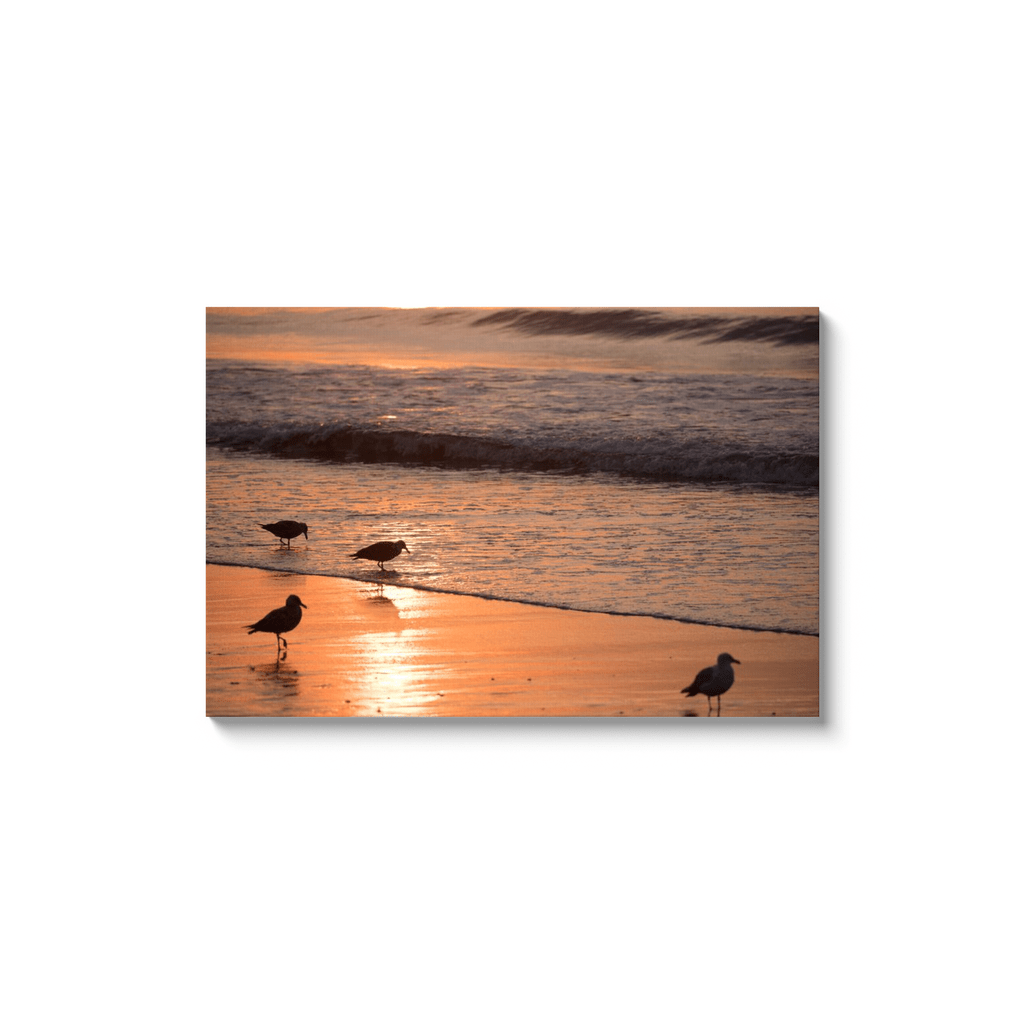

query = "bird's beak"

[
  {"left": 733, "top": 658, "right": 741, "bottom": 664},
  {"left": 301, "top": 600, "right": 308, "bottom": 608}
]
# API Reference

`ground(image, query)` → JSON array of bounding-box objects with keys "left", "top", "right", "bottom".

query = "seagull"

[
  {"left": 259, "top": 521, "right": 308, "bottom": 547},
  {"left": 681, "top": 653, "right": 740, "bottom": 716},
  {"left": 351, "top": 540, "right": 410, "bottom": 571},
  {"left": 244, "top": 595, "right": 307, "bottom": 653}
]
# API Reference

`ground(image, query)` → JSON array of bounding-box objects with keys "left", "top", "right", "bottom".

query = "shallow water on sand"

[{"left": 206, "top": 449, "right": 818, "bottom": 635}]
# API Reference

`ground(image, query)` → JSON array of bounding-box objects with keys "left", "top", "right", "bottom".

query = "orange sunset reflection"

[
  {"left": 338, "top": 592, "right": 447, "bottom": 715},
  {"left": 300, "top": 584, "right": 450, "bottom": 716},
  {"left": 207, "top": 565, "right": 819, "bottom": 717}
]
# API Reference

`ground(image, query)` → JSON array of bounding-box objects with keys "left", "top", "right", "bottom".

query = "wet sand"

[{"left": 207, "top": 564, "right": 818, "bottom": 717}]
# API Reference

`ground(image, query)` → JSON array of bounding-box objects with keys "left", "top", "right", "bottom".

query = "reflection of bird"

[
  {"left": 259, "top": 521, "right": 308, "bottom": 547},
  {"left": 351, "top": 540, "right": 410, "bottom": 571},
  {"left": 681, "top": 653, "right": 740, "bottom": 716},
  {"left": 245, "top": 595, "right": 307, "bottom": 652}
]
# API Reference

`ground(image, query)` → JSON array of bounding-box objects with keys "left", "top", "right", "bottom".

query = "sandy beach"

[{"left": 207, "top": 564, "right": 818, "bottom": 717}]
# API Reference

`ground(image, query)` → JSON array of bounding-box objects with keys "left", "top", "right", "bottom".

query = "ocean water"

[{"left": 206, "top": 308, "right": 819, "bottom": 636}]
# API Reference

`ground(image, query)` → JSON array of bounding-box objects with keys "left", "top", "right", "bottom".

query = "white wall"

[{"left": 5, "top": 3, "right": 1019, "bottom": 1021}]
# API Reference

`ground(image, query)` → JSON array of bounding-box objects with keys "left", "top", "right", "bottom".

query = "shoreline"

[
  {"left": 207, "top": 564, "right": 819, "bottom": 717},
  {"left": 205, "top": 558, "right": 819, "bottom": 639}
]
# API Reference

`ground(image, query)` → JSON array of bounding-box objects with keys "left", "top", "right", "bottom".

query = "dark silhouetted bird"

[
  {"left": 245, "top": 595, "right": 307, "bottom": 652},
  {"left": 259, "top": 521, "right": 308, "bottom": 547},
  {"left": 351, "top": 540, "right": 410, "bottom": 571},
  {"left": 681, "top": 653, "right": 740, "bottom": 716}
]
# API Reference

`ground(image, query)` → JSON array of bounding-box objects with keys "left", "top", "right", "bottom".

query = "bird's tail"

[{"left": 680, "top": 682, "right": 700, "bottom": 696}]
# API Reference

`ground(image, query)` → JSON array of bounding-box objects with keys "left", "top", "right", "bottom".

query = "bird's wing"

[
  {"left": 355, "top": 542, "right": 385, "bottom": 558},
  {"left": 250, "top": 606, "right": 287, "bottom": 631},
  {"left": 693, "top": 666, "right": 714, "bottom": 687}
]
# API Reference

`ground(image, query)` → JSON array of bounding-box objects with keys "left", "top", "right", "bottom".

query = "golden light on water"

[{"left": 320, "top": 588, "right": 450, "bottom": 715}]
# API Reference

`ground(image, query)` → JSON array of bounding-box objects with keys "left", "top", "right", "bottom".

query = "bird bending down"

[
  {"left": 351, "top": 540, "right": 410, "bottom": 571},
  {"left": 681, "top": 653, "right": 740, "bottom": 716},
  {"left": 259, "top": 521, "right": 308, "bottom": 547},
  {"left": 245, "top": 595, "right": 307, "bottom": 653}
]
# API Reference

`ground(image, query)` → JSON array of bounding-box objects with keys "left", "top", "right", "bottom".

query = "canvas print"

[{"left": 206, "top": 307, "right": 819, "bottom": 717}]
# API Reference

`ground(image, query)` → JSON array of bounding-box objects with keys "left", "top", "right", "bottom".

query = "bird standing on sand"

[
  {"left": 681, "top": 653, "right": 740, "bottom": 716},
  {"left": 351, "top": 540, "right": 410, "bottom": 571},
  {"left": 259, "top": 521, "right": 308, "bottom": 547},
  {"left": 245, "top": 594, "right": 307, "bottom": 653}
]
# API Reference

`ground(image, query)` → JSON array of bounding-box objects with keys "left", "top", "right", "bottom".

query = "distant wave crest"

[{"left": 472, "top": 309, "right": 819, "bottom": 346}]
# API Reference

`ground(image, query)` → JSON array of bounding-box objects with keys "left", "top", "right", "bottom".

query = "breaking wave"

[{"left": 207, "top": 421, "right": 818, "bottom": 488}]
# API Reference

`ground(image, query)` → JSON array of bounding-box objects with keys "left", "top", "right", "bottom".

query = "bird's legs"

[
  {"left": 706, "top": 696, "right": 712, "bottom": 716},
  {"left": 274, "top": 634, "right": 289, "bottom": 662},
  {"left": 717, "top": 695, "right": 722, "bottom": 717}
]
